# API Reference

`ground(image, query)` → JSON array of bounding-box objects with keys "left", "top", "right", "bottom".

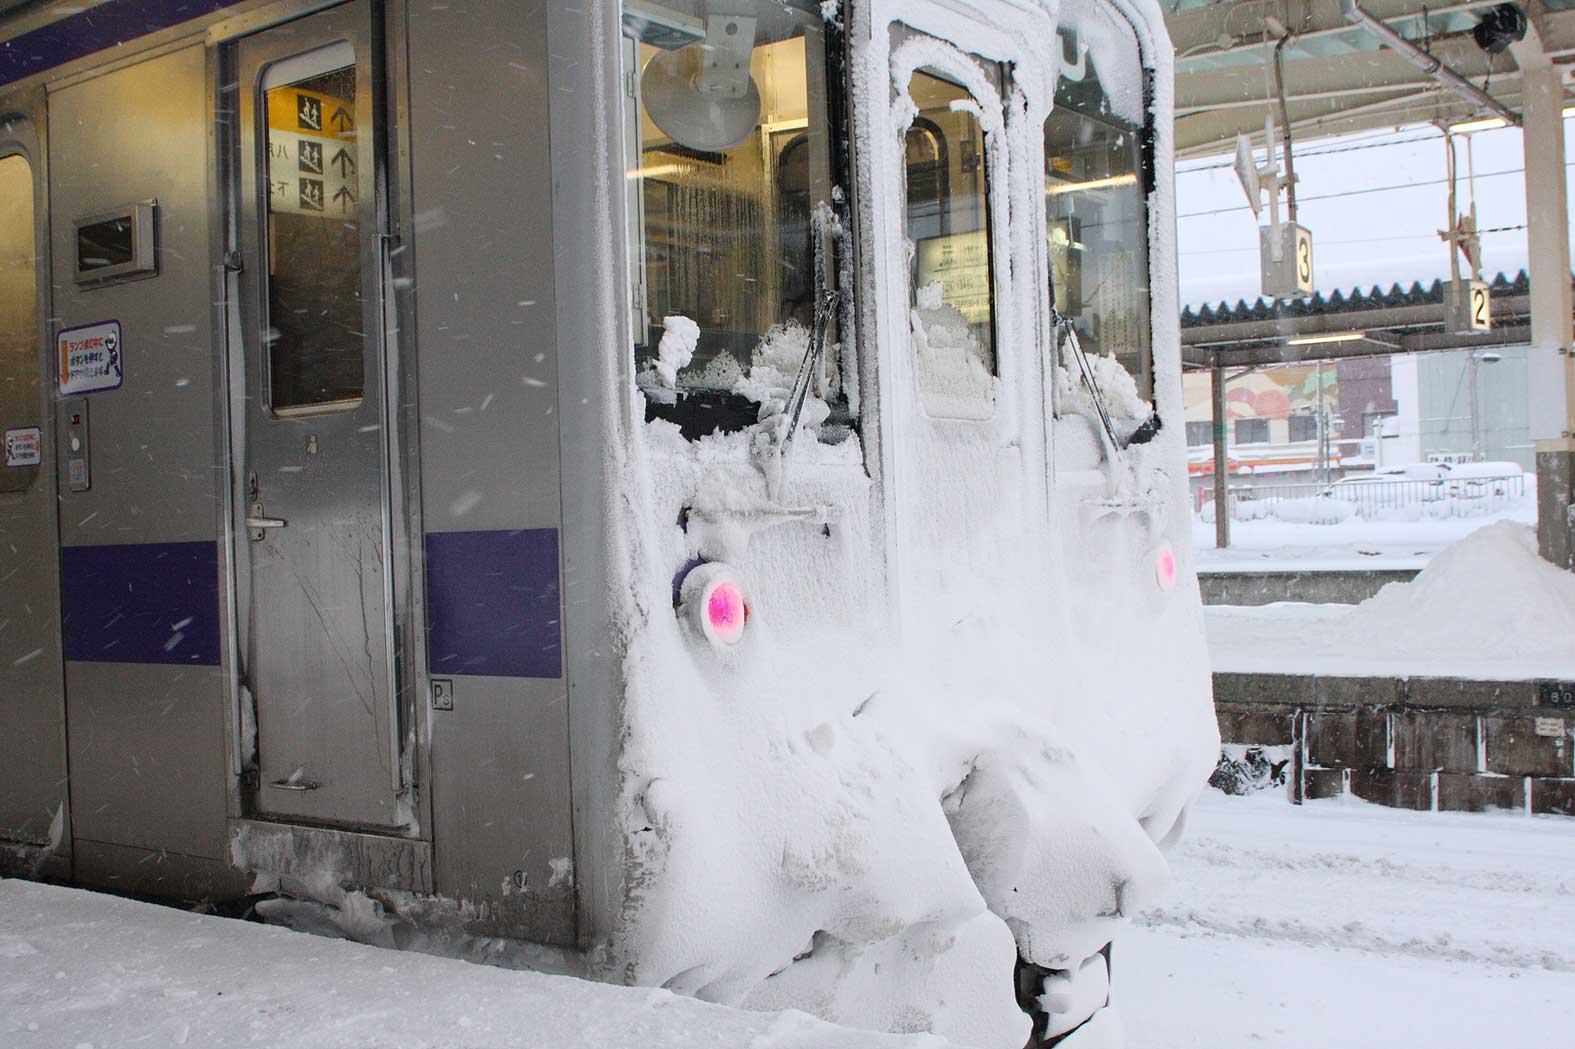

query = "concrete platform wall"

[
  {"left": 1199, "top": 570, "right": 1419, "bottom": 606},
  {"left": 1215, "top": 672, "right": 1575, "bottom": 814}
]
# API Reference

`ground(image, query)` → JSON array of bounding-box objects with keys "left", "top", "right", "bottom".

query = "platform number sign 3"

[
  {"left": 1294, "top": 226, "right": 1314, "bottom": 295},
  {"left": 1469, "top": 281, "right": 1491, "bottom": 331}
]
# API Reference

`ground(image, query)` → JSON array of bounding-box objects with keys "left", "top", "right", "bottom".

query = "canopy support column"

[
  {"left": 1519, "top": 53, "right": 1575, "bottom": 568},
  {"left": 1212, "top": 357, "right": 1230, "bottom": 549}
]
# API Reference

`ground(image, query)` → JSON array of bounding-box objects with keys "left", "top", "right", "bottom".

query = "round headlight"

[
  {"left": 680, "top": 561, "right": 749, "bottom": 646},
  {"left": 1154, "top": 543, "right": 1178, "bottom": 591}
]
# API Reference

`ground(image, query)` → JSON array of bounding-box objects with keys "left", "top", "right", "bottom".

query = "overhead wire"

[
  {"left": 1178, "top": 224, "right": 1527, "bottom": 255},
  {"left": 1180, "top": 91, "right": 1574, "bottom": 172},
  {"left": 1178, "top": 128, "right": 1449, "bottom": 173},
  {"left": 1176, "top": 162, "right": 1574, "bottom": 218}
]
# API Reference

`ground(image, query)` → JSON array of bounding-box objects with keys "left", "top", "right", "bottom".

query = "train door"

[
  {"left": 888, "top": 30, "right": 1026, "bottom": 625},
  {"left": 0, "top": 118, "right": 68, "bottom": 853},
  {"left": 228, "top": 2, "right": 405, "bottom": 829}
]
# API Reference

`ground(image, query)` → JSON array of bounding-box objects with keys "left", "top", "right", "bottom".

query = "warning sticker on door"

[
  {"left": 3, "top": 426, "right": 40, "bottom": 467},
  {"left": 58, "top": 320, "right": 124, "bottom": 395}
]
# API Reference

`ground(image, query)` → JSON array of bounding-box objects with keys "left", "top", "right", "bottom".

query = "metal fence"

[{"left": 1209, "top": 473, "right": 1527, "bottom": 523}]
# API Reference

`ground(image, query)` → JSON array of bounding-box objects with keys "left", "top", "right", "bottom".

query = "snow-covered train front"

[{"left": 0, "top": 0, "right": 1215, "bottom": 1044}]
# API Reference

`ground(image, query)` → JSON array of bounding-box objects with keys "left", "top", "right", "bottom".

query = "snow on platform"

[
  {"left": 5, "top": 788, "right": 1573, "bottom": 1049},
  {"left": 0, "top": 878, "right": 945, "bottom": 1049},
  {"left": 1197, "top": 547, "right": 1434, "bottom": 574},
  {"left": 1191, "top": 486, "right": 1537, "bottom": 574},
  {"left": 1204, "top": 522, "right": 1575, "bottom": 680},
  {"left": 1124, "top": 790, "right": 1575, "bottom": 1049}
]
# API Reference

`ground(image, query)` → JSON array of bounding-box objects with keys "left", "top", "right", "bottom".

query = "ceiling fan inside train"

[{"left": 626, "top": 1, "right": 763, "bottom": 152}]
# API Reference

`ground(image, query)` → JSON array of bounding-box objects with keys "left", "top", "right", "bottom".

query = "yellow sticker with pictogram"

[{"left": 265, "top": 84, "right": 357, "bottom": 218}]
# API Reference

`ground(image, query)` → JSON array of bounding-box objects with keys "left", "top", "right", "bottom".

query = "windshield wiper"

[
  {"left": 1054, "top": 312, "right": 1123, "bottom": 457},
  {"left": 781, "top": 286, "right": 842, "bottom": 458}
]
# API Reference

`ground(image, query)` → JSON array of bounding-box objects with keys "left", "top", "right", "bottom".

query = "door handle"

[
  {"left": 246, "top": 501, "right": 287, "bottom": 540},
  {"left": 270, "top": 778, "right": 318, "bottom": 791}
]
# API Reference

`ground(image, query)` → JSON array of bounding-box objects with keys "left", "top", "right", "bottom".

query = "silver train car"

[{"left": 0, "top": 0, "right": 1215, "bottom": 1042}]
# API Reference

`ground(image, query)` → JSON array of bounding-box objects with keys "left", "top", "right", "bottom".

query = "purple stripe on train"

[
  {"left": 0, "top": 0, "right": 247, "bottom": 88},
  {"left": 60, "top": 540, "right": 221, "bottom": 665},
  {"left": 424, "top": 529, "right": 562, "bottom": 679}
]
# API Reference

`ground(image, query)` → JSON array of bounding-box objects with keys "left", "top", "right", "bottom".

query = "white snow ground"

[
  {"left": 0, "top": 877, "right": 948, "bottom": 1049},
  {"left": 1124, "top": 790, "right": 1575, "bottom": 1049},
  {"left": 5, "top": 790, "right": 1571, "bottom": 1049}
]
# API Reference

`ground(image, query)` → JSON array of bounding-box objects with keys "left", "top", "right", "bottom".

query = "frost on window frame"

[
  {"left": 620, "top": 0, "right": 856, "bottom": 446},
  {"left": 1045, "top": 0, "right": 1154, "bottom": 404},
  {"left": 892, "top": 29, "right": 1007, "bottom": 422}
]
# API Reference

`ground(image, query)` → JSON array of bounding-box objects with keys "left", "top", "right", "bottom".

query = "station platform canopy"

[{"left": 1165, "top": 0, "right": 1575, "bottom": 159}]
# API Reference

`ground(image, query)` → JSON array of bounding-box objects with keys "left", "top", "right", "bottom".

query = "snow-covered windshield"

[
  {"left": 905, "top": 68, "right": 995, "bottom": 367},
  {"left": 1045, "top": 0, "right": 1152, "bottom": 401},
  {"left": 622, "top": 0, "right": 853, "bottom": 444},
  {"left": 897, "top": 48, "right": 1000, "bottom": 419}
]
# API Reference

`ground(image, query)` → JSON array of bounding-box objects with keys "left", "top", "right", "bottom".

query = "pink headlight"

[
  {"left": 680, "top": 562, "right": 750, "bottom": 647},
  {"left": 706, "top": 580, "right": 746, "bottom": 643},
  {"left": 1155, "top": 544, "right": 1178, "bottom": 591}
]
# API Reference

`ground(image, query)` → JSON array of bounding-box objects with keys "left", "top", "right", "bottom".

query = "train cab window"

[
  {"left": 1044, "top": 2, "right": 1152, "bottom": 401},
  {"left": 260, "top": 52, "right": 364, "bottom": 415},
  {"left": 622, "top": 0, "right": 852, "bottom": 444},
  {"left": 900, "top": 66, "right": 998, "bottom": 417},
  {"left": 0, "top": 154, "right": 39, "bottom": 493}
]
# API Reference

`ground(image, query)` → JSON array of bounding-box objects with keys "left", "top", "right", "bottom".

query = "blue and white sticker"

[
  {"left": 3, "top": 425, "right": 40, "bottom": 467},
  {"left": 58, "top": 320, "right": 123, "bottom": 395}
]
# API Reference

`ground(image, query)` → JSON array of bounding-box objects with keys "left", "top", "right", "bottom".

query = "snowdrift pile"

[
  {"left": 1337, "top": 521, "right": 1575, "bottom": 664},
  {"left": 1207, "top": 521, "right": 1575, "bottom": 680}
]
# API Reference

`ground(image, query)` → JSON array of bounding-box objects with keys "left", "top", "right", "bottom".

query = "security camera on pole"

[{"left": 1235, "top": 116, "right": 1313, "bottom": 299}]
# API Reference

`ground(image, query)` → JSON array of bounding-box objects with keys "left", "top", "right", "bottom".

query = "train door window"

[
  {"left": 622, "top": 0, "right": 853, "bottom": 444},
  {"left": 260, "top": 46, "right": 364, "bottom": 415},
  {"left": 899, "top": 61, "right": 999, "bottom": 417},
  {"left": 1045, "top": 0, "right": 1152, "bottom": 401},
  {"left": 0, "top": 154, "right": 38, "bottom": 493},
  {"left": 904, "top": 119, "right": 949, "bottom": 240}
]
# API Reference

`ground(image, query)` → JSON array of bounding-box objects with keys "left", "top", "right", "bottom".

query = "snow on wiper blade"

[
  {"left": 1056, "top": 314, "right": 1123, "bottom": 454},
  {"left": 780, "top": 287, "right": 841, "bottom": 459}
]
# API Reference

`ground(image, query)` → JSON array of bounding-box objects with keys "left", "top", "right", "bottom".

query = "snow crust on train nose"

[
  {"left": 602, "top": 0, "right": 1214, "bottom": 1045},
  {"left": 611, "top": 417, "right": 1212, "bottom": 1048}
]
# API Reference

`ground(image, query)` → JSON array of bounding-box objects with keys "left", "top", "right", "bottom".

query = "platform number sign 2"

[
  {"left": 1294, "top": 226, "right": 1314, "bottom": 295},
  {"left": 1469, "top": 281, "right": 1491, "bottom": 331}
]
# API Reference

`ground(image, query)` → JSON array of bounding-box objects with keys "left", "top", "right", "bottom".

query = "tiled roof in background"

[{"left": 1181, "top": 269, "right": 1534, "bottom": 327}]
